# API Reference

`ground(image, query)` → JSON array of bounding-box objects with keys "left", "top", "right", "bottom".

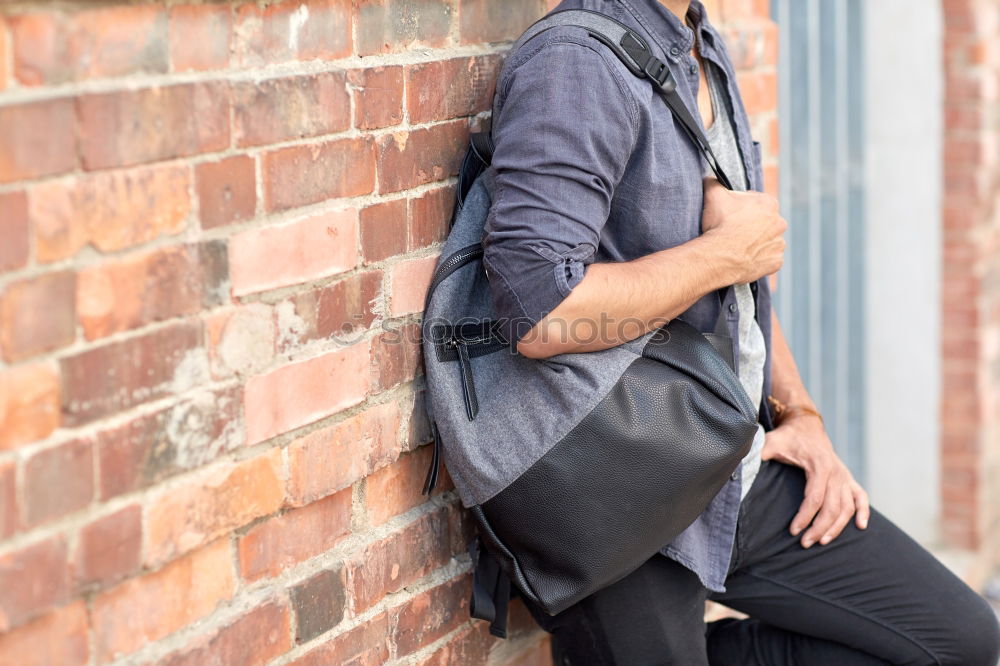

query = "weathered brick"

[
  {"left": 371, "top": 322, "right": 422, "bottom": 391},
  {"left": 245, "top": 340, "right": 371, "bottom": 443},
  {"left": 389, "top": 254, "right": 438, "bottom": 316},
  {"left": 735, "top": 69, "right": 777, "bottom": 115},
  {"left": 365, "top": 445, "right": 437, "bottom": 525},
  {"left": 0, "top": 98, "right": 76, "bottom": 183},
  {"left": 196, "top": 155, "right": 257, "bottom": 229},
  {"left": 290, "top": 566, "right": 347, "bottom": 643},
  {"left": 11, "top": 6, "right": 167, "bottom": 85},
  {"left": 459, "top": 0, "right": 542, "bottom": 44},
  {"left": 0, "top": 191, "right": 29, "bottom": 271},
  {"left": 0, "top": 600, "right": 89, "bottom": 666},
  {"left": 288, "top": 401, "right": 401, "bottom": 506},
  {"left": 410, "top": 185, "right": 455, "bottom": 249},
  {"left": 60, "top": 321, "right": 205, "bottom": 427},
  {"left": 263, "top": 138, "right": 376, "bottom": 211},
  {"left": 23, "top": 439, "right": 93, "bottom": 527},
  {"left": 0, "top": 270, "right": 75, "bottom": 362},
  {"left": 284, "top": 270, "right": 382, "bottom": 348},
  {"left": 288, "top": 612, "right": 390, "bottom": 666},
  {"left": 205, "top": 305, "right": 276, "bottom": 378},
  {"left": 360, "top": 199, "right": 408, "bottom": 264},
  {"left": 31, "top": 163, "right": 191, "bottom": 263},
  {"left": 72, "top": 504, "right": 142, "bottom": 592},
  {"left": 77, "top": 83, "right": 230, "bottom": 170},
  {"left": 145, "top": 449, "right": 283, "bottom": 567},
  {"left": 233, "top": 72, "right": 351, "bottom": 147},
  {"left": 376, "top": 121, "right": 468, "bottom": 193},
  {"left": 97, "top": 386, "right": 243, "bottom": 500},
  {"left": 78, "top": 244, "right": 226, "bottom": 340},
  {"left": 229, "top": 208, "right": 358, "bottom": 296},
  {"left": 92, "top": 539, "right": 235, "bottom": 662},
  {"left": 154, "top": 602, "right": 291, "bottom": 666},
  {"left": 0, "top": 535, "right": 69, "bottom": 632},
  {"left": 0, "top": 362, "right": 60, "bottom": 451},
  {"left": 238, "top": 489, "right": 351, "bottom": 582},
  {"left": 234, "top": 0, "right": 352, "bottom": 66},
  {"left": 391, "top": 575, "right": 470, "bottom": 657},
  {"left": 407, "top": 55, "right": 501, "bottom": 123},
  {"left": 355, "top": 0, "right": 454, "bottom": 55},
  {"left": 169, "top": 4, "right": 232, "bottom": 72},
  {"left": 413, "top": 623, "right": 493, "bottom": 666},
  {"left": 0, "top": 460, "right": 16, "bottom": 538},
  {"left": 346, "top": 505, "right": 455, "bottom": 613},
  {"left": 348, "top": 66, "right": 405, "bottom": 129}
]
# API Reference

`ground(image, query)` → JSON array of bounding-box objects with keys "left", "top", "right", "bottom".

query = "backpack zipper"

[
  {"left": 449, "top": 336, "right": 480, "bottom": 420},
  {"left": 425, "top": 243, "right": 485, "bottom": 308}
]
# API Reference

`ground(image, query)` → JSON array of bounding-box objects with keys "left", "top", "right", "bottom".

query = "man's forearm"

[
  {"left": 768, "top": 308, "right": 818, "bottom": 411},
  {"left": 516, "top": 234, "right": 737, "bottom": 358}
]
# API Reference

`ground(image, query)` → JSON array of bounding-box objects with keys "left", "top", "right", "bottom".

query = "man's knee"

[{"left": 936, "top": 594, "right": 1000, "bottom": 666}]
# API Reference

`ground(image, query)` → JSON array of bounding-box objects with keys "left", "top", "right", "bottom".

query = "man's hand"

[
  {"left": 761, "top": 413, "right": 871, "bottom": 548},
  {"left": 701, "top": 178, "right": 787, "bottom": 284}
]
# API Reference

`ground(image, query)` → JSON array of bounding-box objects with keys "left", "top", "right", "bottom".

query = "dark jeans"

[{"left": 520, "top": 459, "right": 1000, "bottom": 665}]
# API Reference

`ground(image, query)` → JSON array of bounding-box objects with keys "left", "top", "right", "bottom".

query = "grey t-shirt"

[{"left": 702, "top": 59, "right": 768, "bottom": 502}]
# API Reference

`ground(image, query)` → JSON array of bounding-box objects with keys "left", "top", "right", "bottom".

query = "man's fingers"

[
  {"left": 853, "top": 483, "right": 871, "bottom": 530},
  {"left": 790, "top": 472, "right": 827, "bottom": 537},
  {"left": 817, "top": 485, "right": 855, "bottom": 546},
  {"left": 800, "top": 481, "right": 843, "bottom": 548}
]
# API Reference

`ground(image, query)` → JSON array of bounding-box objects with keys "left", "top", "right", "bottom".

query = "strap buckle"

[{"left": 643, "top": 56, "right": 675, "bottom": 92}]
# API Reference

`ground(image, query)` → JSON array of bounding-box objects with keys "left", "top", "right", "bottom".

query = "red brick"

[
  {"left": 360, "top": 199, "right": 408, "bottom": 264},
  {"left": 389, "top": 254, "right": 438, "bottom": 316},
  {"left": 196, "top": 155, "right": 257, "bottom": 229},
  {"left": 371, "top": 323, "right": 422, "bottom": 391},
  {"left": 0, "top": 98, "right": 76, "bottom": 183},
  {"left": 31, "top": 164, "right": 191, "bottom": 263},
  {"left": 244, "top": 340, "right": 371, "bottom": 444},
  {"left": 376, "top": 121, "right": 469, "bottom": 194},
  {"left": 0, "top": 16, "right": 7, "bottom": 90},
  {"left": 0, "top": 191, "right": 29, "bottom": 271},
  {"left": 413, "top": 623, "right": 493, "bottom": 666},
  {"left": 735, "top": 70, "right": 778, "bottom": 116},
  {"left": 233, "top": 72, "right": 350, "bottom": 147},
  {"left": 288, "top": 612, "right": 390, "bottom": 666},
  {"left": 205, "top": 305, "right": 276, "bottom": 378},
  {"left": 0, "top": 460, "right": 16, "bottom": 538},
  {"left": 154, "top": 602, "right": 291, "bottom": 666},
  {"left": 407, "top": 55, "right": 501, "bottom": 123},
  {"left": 289, "top": 566, "right": 347, "bottom": 643},
  {"left": 23, "top": 439, "right": 93, "bottom": 527},
  {"left": 229, "top": 208, "right": 358, "bottom": 296},
  {"left": 11, "top": 6, "right": 167, "bottom": 85},
  {"left": 0, "top": 362, "right": 60, "bottom": 451},
  {"left": 238, "top": 490, "right": 351, "bottom": 582},
  {"left": 145, "top": 449, "right": 283, "bottom": 567},
  {"left": 346, "top": 505, "right": 456, "bottom": 613},
  {"left": 365, "top": 445, "right": 437, "bottom": 525},
  {"left": 234, "top": 0, "right": 352, "bottom": 66},
  {"left": 169, "top": 4, "right": 232, "bottom": 72},
  {"left": 284, "top": 270, "right": 382, "bottom": 348},
  {"left": 92, "top": 539, "right": 235, "bottom": 662},
  {"left": 0, "top": 600, "right": 89, "bottom": 666},
  {"left": 60, "top": 321, "right": 205, "bottom": 426},
  {"left": 96, "top": 386, "right": 244, "bottom": 500},
  {"left": 410, "top": 185, "right": 455, "bottom": 249},
  {"left": 288, "top": 401, "right": 402, "bottom": 506},
  {"left": 391, "top": 575, "right": 470, "bottom": 657},
  {"left": 0, "top": 270, "right": 75, "bottom": 361},
  {"left": 77, "top": 244, "right": 226, "bottom": 340},
  {"left": 459, "top": 0, "right": 542, "bottom": 44},
  {"left": 263, "top": 137, "right": 376, "bottom": 211},
  {"left": 355, "top": 0, "right": 453, "bottom": 56},
  {"left": 73, "top": 505, "right": 142, "bottom": 592},
  {"left": 0, "top": 535, "right": 69, "bottom": 632},
  {"left": 349, "top": 66, "right": 405, "bottom": 129},
  {"left": 77, "top": 83, "right": 230, "bottom": 170}
]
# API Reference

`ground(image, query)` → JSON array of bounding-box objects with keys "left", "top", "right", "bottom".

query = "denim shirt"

[{"left": 482, "top": 0, "right": 775, "bottom": 592}]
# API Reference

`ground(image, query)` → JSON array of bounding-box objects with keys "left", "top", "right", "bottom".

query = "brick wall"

[
  {"left": 0, "top": 1, "right": 777, "bottom": 664},
  {"left": 941, "top": 0, "right": 1000, "bottom": 572}
]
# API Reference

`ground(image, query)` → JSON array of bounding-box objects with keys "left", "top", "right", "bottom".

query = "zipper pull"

[{"left": 452, "top": 338, "right": 480, "bottom": 420}]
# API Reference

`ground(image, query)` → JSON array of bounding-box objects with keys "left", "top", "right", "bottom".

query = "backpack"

[{"left": 420, "top": 8, "right": 752, "bottom": 638}]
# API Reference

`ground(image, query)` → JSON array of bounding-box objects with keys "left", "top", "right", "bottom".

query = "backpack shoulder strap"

[{"left": 479, "top": 8, "right": 733, "bottom": 190}]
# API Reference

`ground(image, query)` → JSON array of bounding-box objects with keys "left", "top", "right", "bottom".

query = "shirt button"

[
  {"left": 689, "top": 63, "right": 698, "bottom": 75},
  {"left": 728, "top": 303, "right": 738, "bottom": 313},
  {"left": 670, "top": 45, "right": 681, "bottom": 57},
  {"left": 730, "top": 469, "right": 739, "bottom": 480}
]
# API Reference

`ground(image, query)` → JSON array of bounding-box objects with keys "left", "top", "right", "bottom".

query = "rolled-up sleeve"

[{"left": 482, "top": 38, "right": 639, "bottom": 345}]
